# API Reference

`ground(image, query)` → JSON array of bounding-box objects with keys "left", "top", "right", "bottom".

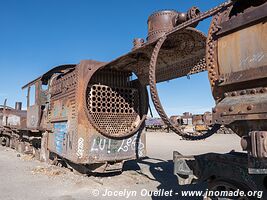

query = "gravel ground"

[{"left": 0, "top": 132, "right": 242, "bottom": 200}]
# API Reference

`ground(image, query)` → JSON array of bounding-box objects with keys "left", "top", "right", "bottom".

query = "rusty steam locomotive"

[
  {"left": 0, "top": 60, "right": 149, "bottom": 173},
  {"left": 1, "top": 0, "right": 267, "bottom": 195}
]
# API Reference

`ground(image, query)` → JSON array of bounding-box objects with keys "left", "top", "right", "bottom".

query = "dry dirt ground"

[{"left": 0, "top": 132, "right": 242, "bottom": 200}]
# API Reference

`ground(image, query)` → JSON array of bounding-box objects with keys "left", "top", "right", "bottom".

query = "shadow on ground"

[{"left": 124, "top": 157, "right": 206, "bottom": 200}]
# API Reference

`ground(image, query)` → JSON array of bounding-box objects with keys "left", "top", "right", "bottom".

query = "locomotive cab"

[{"left": 22, "top": 77, "right": 49, "bottom": 130}]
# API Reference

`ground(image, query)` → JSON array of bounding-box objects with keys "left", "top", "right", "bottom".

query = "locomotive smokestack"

[
  {"left": 147, "top": 7, "right": 201, "bottom": 42},
  {"left": 15, "top": 102, "right": 22, "bottom": 110},
  {"left": 147, "top": 10, "right": 178, "bottom": 43}
]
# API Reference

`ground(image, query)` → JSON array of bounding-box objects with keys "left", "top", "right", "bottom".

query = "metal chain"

[{"left": 148, "top": 1, "right": 234, "bottom": 140}]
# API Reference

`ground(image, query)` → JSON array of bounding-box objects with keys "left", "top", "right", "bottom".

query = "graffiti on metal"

[
  {"left": 90, "top": 134, "right": 145, "bottom": 157},
  {"left": 76, "top": 137, "right": 85, "bottom": 159}
]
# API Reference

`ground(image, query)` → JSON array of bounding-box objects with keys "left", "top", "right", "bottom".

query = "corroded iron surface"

[
  {"left": 148, "top": 1, "right": 234, "bottom": 140},
  {"left": 85, "top": 69, "right": 146, "bottom": 138}
]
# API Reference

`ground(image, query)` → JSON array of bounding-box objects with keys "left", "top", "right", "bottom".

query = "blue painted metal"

[{"left": 54, "top": 122, "right": 67, "bottom": 155}]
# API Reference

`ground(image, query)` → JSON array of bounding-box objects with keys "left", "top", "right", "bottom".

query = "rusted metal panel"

[
  {"left": 219, "top": 65, "right": 267, "bottom": 86},
  {"left": 87, "top": 132, "right": 146, "bottom": 163},
  {"left": 241, "top": 131, "right": 267, "bottom": 158},
  {"left": 103, "top": 28, "right": 207, "bottom": 85},
  {"left": 204, "top": 1, "right": 267, "bottom": 140},
  {"left": 207, "top": 1, "right": 267, "bottom": 135},
  {"left": 0, "top": 104, "right": 27, "bottom": 129},
  {"left": 217, "top": 2, "right": 267, "bottom": 37},
  {"left": 212, "top": 92, "right": 267, "bottom": 126},
  {"left": 218, "top": 23, "right": 267, "bottom": 75},
  {"left": 26, "top": 105, "right": 41, "bottom": 129}
]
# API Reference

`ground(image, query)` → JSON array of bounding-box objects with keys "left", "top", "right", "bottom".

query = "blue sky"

[{"left": 0, "top": 0, "right": 225, "bottom": 116}]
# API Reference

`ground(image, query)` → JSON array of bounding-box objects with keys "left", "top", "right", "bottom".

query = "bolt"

[
  {"left": 224, "top": 93, "right": 228, "bottom": 97},
  {"left": 229, "top": 106, "right": 234, "bottom": 112},
  {"left": 218, "top": 77, "right": 224, "bottom": 83},
  {"left": 240, "top": 90, "right": 246, "bottom": 95},
  {"left": 212, "top": 108, "right": 217, "bottom": 113},
  {"left": 221, "top": 112, "right": 226, "bottom": 116},
  {"left": 251, "top": 89, "right": 256, "bottom": 94},
  {"left": 260, "top": 88, "right": 266, "bottom": 93},
  {"left": 231, "top": 92, "right": 237, "bottom": 96},
  {"left": 247, "top": 105, "right": 253, "bottom": 111}
]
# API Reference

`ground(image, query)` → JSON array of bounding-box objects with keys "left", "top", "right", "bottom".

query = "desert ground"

[{"left": 0, "top": 131, "right": 242, "bottom": 200}]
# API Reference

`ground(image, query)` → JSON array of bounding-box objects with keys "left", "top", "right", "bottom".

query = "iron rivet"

[
  {"left": 251, "top": 89, "right": 256, "bottom": 94},
  {"left": 232, "top": 92, "right": 237, "bottom": 96},
  {"left": 229, "top": 106, "right": 234, "bottom": 112},
  {"left": 260, "top": 88, "right": 266, "bottom": 93},
  {"left": 240, "top": 90, "right": 246, "bottom": 95},
  {"left": 247, "top": 105, "right": 253, "bottom": 111}
]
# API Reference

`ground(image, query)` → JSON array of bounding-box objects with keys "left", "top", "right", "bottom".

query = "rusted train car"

[
  {"left": 0, "top": 0, "right": 207, "bottom": 174},
  {"left": 145, "top": 118, "right": 169, "bottom": 132},
  {"left": 170, "top": 112, "right": 212, "bottom": 133},
  {"left": 135, "top": 0, "right": 267, "bottom": 197},
  {"left": 170, "top": 112, "right": 233, "bottom": 136},
  {"left": 0, "top": 102, "right": 27, "bottom": 147},
  {"left": 0, "top": 62, "right": 148, "bottom": 173},
  {"left": 1, "top": 0, "right": 266, "bottom": 196},
  {"left": 86, "top": 0, "right": 266, "bottom": 197}
]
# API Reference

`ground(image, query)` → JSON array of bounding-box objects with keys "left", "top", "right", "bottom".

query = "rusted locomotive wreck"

[
  {"left": 145, "top": 118, "right": 169, "bottom": 132},
  {"left": 170, "top": 112, "right": 234, "bottom": 136},
  {"left": 170, "top": 112, "right": 212, "bottom": 134},
  {"left": 0, "top": 102, "right": 27, "bottom": 148},
  {"left": 5, "top": 62, "right": 148, "bottom": 173},
  {"left": 74, "top": 0, "right": 266, "bottom": 197},
  {"left": 1, "top": 0, "right": 207, "bottom": 173},
  {"left": 0, "top": 0, "right": 266, "bottom": 195},
  {"left": 136, "top": 0, "right": 267, "bottom": 197}
]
